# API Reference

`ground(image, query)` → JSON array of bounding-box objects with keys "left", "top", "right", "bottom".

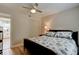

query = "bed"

[{"left": 24, "top": 30, "right": 78, "bottom": 55}]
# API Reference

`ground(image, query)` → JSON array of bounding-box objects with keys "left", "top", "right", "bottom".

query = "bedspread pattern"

[{"left": 29, "top": 36, "right": 77, "bottom": 55}]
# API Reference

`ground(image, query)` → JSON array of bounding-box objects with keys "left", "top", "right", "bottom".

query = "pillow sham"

[
  {"left": 45, "top": 32, "right": 56, "bottom": 37},
  {"left": 55, "top": 32, "right": 72, "bottom": 39}
]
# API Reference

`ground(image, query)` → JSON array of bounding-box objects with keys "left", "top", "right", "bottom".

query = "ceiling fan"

[{"left": 23, "top": 3, "right": 42, "bottom": 14}]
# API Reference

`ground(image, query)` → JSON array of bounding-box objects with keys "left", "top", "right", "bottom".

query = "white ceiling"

[{"left": 0, "top": 3, "right": 79, "bottom": 17}]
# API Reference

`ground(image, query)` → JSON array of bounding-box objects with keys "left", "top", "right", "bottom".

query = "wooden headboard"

[{"left": 48, "top": 30, "right": 78, "bottom": 47}]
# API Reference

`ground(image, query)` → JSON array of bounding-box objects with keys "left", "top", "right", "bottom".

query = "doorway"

[{"left": 0, "top": 17, "right": 11, "bottom": 50}]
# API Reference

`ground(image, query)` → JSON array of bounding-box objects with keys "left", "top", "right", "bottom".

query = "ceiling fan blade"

[
  {"left": 33, "top": 3, "right": 42, "bottom": 13},
  {"left": 32, "top": 3, "right": 38, "bottom": 9},
  {"left": 23, "top": 6, "right": 31, "bottom": 9},
  {"left": 35, "top": 3, "right": 38, "bottom": 7},
  {"left": 36, "top": 9, "right": 42, "bottom": 13}
]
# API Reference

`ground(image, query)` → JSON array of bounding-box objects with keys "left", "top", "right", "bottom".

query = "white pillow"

[
  {"left": 46, "top": 32, "right": 56, "bottom": 37},
  {"left": 55, "top": 32, "right": 72, "bottom": 39}
]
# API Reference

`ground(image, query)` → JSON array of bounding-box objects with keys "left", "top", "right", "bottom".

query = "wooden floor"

[{"left": 3, "top": 46, "right": 31, "bottom": 55}]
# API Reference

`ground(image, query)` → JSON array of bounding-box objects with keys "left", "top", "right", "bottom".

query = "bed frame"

[{"left": 24, "top": 30, "right": 78, "bottom": 55}]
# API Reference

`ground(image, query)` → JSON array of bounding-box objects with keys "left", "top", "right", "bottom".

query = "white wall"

[
  {"left": 11, "top": 14, "right": 41, "bottom": 47},
  {"left": 11, "top": 14, "right": 29, "bottom": 46},
  {"left": 41, "top": 6, "right": 79, "bottom": 44}
]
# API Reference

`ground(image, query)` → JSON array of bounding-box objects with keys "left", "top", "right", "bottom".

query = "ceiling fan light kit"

[{"left": 30, "top": 9, "right": 36, "bottom": 13}]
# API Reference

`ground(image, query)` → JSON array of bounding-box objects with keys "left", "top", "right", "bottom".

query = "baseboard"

[{"left": 11, "top": 43, "right": 23, "bottom": 48}]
